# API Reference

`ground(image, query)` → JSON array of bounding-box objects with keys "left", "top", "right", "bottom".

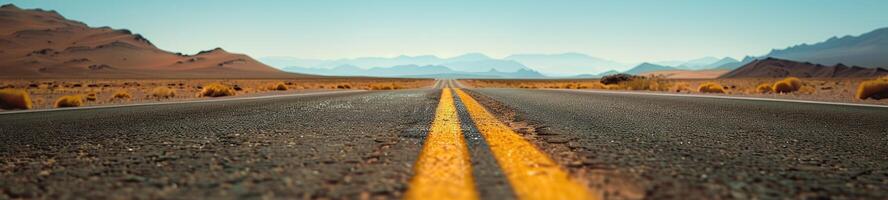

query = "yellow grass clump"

[
  {"left": 370, "top": 83, "right": 403, "bottom": 90},
  {"left": 578, "top": 82, "right": 607, "bottom": 89},
  {"left": 0, "top": 89, "right": 32, "bottom": 110},
  {"left": 772, "top": 77, "right": 803, "bottom": 93},
  {"left": 756, "top": 83, "right": 773, "bottom": 93},
  {"left": 670, "top": 82, "right": 691, "bottom": 92},
  {"left": 54, "top": 95, "right": 84, "bottom": 108},
  {"left": 85, "top": 92, "right": 97, "bottom": 101},
  {"left": 199, "top": 83, "right": 236, "bottom": 97},
  {"left": 110, "top": 90, "right": 132, "bottom": 100},
  {"left": 856, "top": 76, "right": 888, "bottom": 100},
  {"left": 698, "top": 82, "right": 726, "bottom": 93},
  {"left": 266, "top": 82, "right": 288, "bottom": 91},
  {"left": 334, "top": 83, "right": 350, "bottom": 89},
  {"left": 151, "top": 87, "right": 176, "bottom": 99}
]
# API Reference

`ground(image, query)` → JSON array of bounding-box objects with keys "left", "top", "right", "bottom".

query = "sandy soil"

[
  {"left": 461, "top": 78, "right": 888, "bottom": 105},
  {"left": 0, "top": 78, "right": 434, "bottom": 110},
  {"left": 640, "top": 70, "right": 729, "bottom": 79}
]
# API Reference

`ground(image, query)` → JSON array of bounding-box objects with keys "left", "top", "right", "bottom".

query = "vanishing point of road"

[{"left": 1, "top": 80, "right": 886, "bottom": 199}]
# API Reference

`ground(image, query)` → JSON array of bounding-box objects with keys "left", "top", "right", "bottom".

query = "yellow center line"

[
  {"left": 454, "top": 88, "right": 598, "bottom": 200},
  {"left": 405, "top": 88, "right": 479, "bottom": 200}
]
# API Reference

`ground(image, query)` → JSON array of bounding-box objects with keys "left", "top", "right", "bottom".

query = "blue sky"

[{"left": 5, "top": 0, "right": 888, "bottom": 62}]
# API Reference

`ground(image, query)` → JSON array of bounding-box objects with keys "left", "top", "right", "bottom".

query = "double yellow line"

[{"left": 406, "top": 86, "right": 596, "bottom": 200}]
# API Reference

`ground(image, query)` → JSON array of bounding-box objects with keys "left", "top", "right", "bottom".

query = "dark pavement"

[
  {"left": 465, "top": 88, "right": 888, "bottom": 199},
  {"left": 0, "top": 89, "right": 440, "bottom": 199},
  {"left": 3, "top": 81, "right": 887, "bottom": 199}
]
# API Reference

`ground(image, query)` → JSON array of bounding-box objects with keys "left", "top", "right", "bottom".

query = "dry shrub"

[
  {"left": 578, "top": 82, "right": 607, "bottom": 89},
  {"left": 336, "top": 84, "right": 352, "bottom": 89},
  {"left": 856, "top": 76, "right": 888, "bottom": 100},
  {"left": 756, "top": 83, "right": 773, "bottom": 93},
  {"left": 0, "top": 89, "right": 32, "bottom": 110},
  {"left": 85, "top": 92, "right": 97, "bottom": 101},
  {"left": 772, "top": 77, "right": 803, "bottom": 93},
  {"left": 798, "top": 86, "right": 817, "bottom": 94},
  {"left": 266, "top": 82, "right": 288, "bottom": 91},
  {"left": 622, "top": 78, "right": 652, "bottom": 90},
  {"left": 604, "top": 84, "right": 625, "bottom": 90},
  {"left": 199, "top": 83, "right": 236, "bottom": 97},
  {"left": 370, "top": 83, "right": 401, "bottom": 90},
  {"left": 671, "top": 82, "right": 691, "bottom": 93},
  {"left": 111, "top": 90, "right": 132, "bottom": 100},
  {"left": 151, "top": 87, "right": 176, "bottom": 98},
  {"left": 54, "top": 95, "right": 84, "bottom": 108},
  {"left": 698, "top": 82, "right": 726, "bottom": 93}
]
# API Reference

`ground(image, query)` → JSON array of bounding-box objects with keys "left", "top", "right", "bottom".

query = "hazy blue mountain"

[
  {"left": 765, "top": 27, "right": 888, "bottom": 68},
  {"left": 504, "top": 53, "right": 626, "bottom": 75},
  {"left": 257, "top": 57, "right": 326, "bottom": 69},
  {"left": 652, "top": 60, "right": 686, "bottom": 67},
  {"left": 709, "top": 57, "right": 739, "bottom": 68},
  {"left": 446, "top": 53, "right": 491, "bottom": 62},
  {"left": 283, "top": 64, "right": 366, "bottom": 76},
  {"left": 624, "top": 63, "right": 679, "bottom": 75},
  {"left": 597, "top": 70, "right": 620, "bottom": 76},
  {"left": 282, "top": 63, "right": 542, "bottom": 78},
  {"left": 715, "top": 56, "right": 757, "bottom": 70},
  {"left": 316, "top": 55, "right": 444, "bottom": 69},
  {"left": 268, "top": 53, "right": 530, "bottom": 73},
  {"left": 442, "top": 59, "right": 529, "bottom": 72},
  {"left": 677, "top": 56, "right": 721, "bottom": 69},
  {"left": 472, "top": 68, "right": 546, "bottom": 78},
  {"left": 571, "top": 69, "right": 621, "bottom": 78}
]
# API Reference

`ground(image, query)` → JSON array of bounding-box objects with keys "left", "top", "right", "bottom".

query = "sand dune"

[{"left": 0, "top": 4, "right": 307, "bottom": 78}]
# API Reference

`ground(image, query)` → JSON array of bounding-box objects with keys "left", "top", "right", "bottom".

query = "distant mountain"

[
  {"left": 652, "top": 60, "right": 687, "bottom": 67},
  {"left": 709, "top": 57, "right": 739, "bottom": 68},
  {"left": 257, "top": 57, "right": 326, "bottom": 69},
  {"left": 264, "top": 53, "right": 531, "bottom": 73},
  {"left": 720, "top": 57, "right": 888, "bottom": 78},
  {"left": 442, "top": 59, "right": 528, "bottom": 72},
  {"left": 283, "top": 64, "right": 545, "bottom": 78},
  {"left": 315, "top": 55, "right": 444, "bottom": 69},
  {"left": 765, "top": 27, "right": 888, "bottom": 68},
  {"left": 677, "top": 57, "right": 721, "bottom": 69},
  {"left": 0, "top": 4, "right": 301, "bottom": 78},
  {"left": 715, "top": 56, "right": 756, "bottom": 70},
  {"left": 624, "top": 63, "right": 679, "bottom": 75},
  {"left": 504, "top": 53, "right": 626, "bottom": 75},
  {"left": 572, "top": 69, "right": 621, "bottom": 78}
]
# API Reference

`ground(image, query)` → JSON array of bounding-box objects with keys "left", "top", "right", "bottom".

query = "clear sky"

[{"left": 5, "top": 0, "right": 888, "bottom": 62}]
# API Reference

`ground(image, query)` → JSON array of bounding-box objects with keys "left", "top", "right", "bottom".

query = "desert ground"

[
  {"left": 0, "top": 78, "right": 434, "bottom": 110},
  {"left": 461, "top": 76, "right": 888, "bottom": 105},
  {"left": 2, "top": 80, "right": 886, "bottom": 199}
]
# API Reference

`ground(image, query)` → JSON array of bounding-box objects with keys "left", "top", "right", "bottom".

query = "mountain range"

[
  {"left": 284, "top": 64, "right": 545, "bottom": 78},
  {"left": 263, "top": 26, "right": 888, "bottom": 78},
  {"left": 503, "top": 53, "right": 626, "bottom": 75},
  {"left": 721, "top": 57, "right": 888, "bottom": 78},
  {"left": 764, "top": 27, "right": 888, "bottom": 68},
  {"left": 3, "top": 3, "right": 887, "bottom": 79},
  {"left": 0, "top": 4, "right": 300, "bottom": 78}
]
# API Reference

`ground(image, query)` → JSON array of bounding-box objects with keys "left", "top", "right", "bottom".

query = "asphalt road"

[
  {"left": 0, "top": 89, "right": 441, "bottom": 199},
  {"left": 2, "top": 81, "right": 887, "bottom": 199},
  {"left": 465, "top": 88, "right": 888, "bottom": 199}
]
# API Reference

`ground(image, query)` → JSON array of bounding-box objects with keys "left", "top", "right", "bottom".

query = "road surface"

[{"left": 1, "top": 80, "right": 886, "bottom": 199}]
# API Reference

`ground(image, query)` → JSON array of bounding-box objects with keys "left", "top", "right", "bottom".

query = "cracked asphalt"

[
  {"left": 0, "top": 89, "right": 439, "bottom": 199},
  {"left": 2, "top": 81, "right": 887, "bottom": 199},
  {"left": 465, "top": 88, "right": 888, "bottom": 199}
]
